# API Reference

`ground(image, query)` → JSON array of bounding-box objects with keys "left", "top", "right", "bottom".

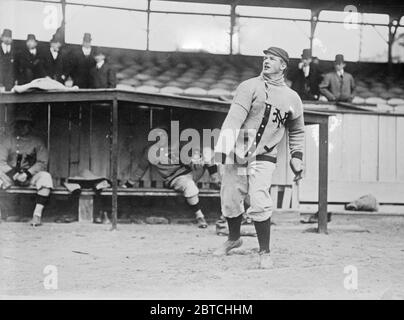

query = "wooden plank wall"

[
  {"left": 301, "top": 112, "right": 404, "bottom": 204},
  {"left": 3, "top": 102, "right": 403, "bottom": 204}
]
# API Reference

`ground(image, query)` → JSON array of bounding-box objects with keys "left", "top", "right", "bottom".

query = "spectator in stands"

[
  {"left": 319, "top": 54, "right": 355, "bottom": 102},
  {"left": 42, "top": 35, "right": 67, "bottom": 83},
  {"left": 69, "top": 32, "right": 96, "bottom": 88},
  {"left": 290, "top": 48, "right": 322, "bottom": 100},
  {"left": 16, "top": 34, "right": 45, "bottom": 85},
  {"left": 0, "top": 28, "right": 17, "bottom": 91},
  {"left": 0, "top": 111, "right": 53, "bottom": 227},
  {"left": 89, "top": 48, "right": 116, "bottom": 88},
  {"left": 122, "top": 126, "right": 221, "bottom": 229}
]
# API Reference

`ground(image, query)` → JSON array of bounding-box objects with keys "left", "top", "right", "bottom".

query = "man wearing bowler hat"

[
  {"left": 290, "top": 48, "right": 322, "bottom": 100},
  {"left": 68, "top": 32, "right": 96, "bottom": 88},
  {"left": 89, "top": 47, "right": 116, "bottom": 88},
  {"left": 16, "top": 34, "right": 46, "bottom": 85},
  {"left": 0, "top": 110, "right": 53, "bottom": 227},
  {"left": 42, "top": 35, "right": 67, "bottom": 83},
  {"left": 320, "top": 54, "right": 355, "bottom": 102},
  {"left": 213, "top": 47, "right": 305, "bottom": 268},
  {"left": 0, "top": 28, "right": 17, "bottom": 91}
]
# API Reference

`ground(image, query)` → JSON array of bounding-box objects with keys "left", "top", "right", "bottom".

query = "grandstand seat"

[
  {"left": 207, "top": 88, "right": 231, "bottom": 97},
  {"left": 116, "top": 84, "right": 137, "bottom": 91},
  {"left": 118, "top": 78, "right": 141, "bottom": 87},
  {"left": 352, "top": 96, "right": 365, "bottom": 104},
  {"left": 365, "top": 97, "right": 387, "bottom": 105},
  {"left": 160, "top": 86, "right": 184, "bottom": 95},
  {"left": 183, "top": 87, "right": 208, "bottom": 96},
  {"left": 135, "top": 85, "right": 160, "bottom": 94},
  {"left": 143, "top": 80, "right": 163, "bottom": 88},
  {"left": 135, "top": 73, "right": 152, "bottom": 81},
  {"left": 387, "top": 98, "right": 404, "bottom": 105}
]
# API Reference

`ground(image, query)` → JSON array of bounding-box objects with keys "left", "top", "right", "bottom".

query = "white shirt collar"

[
  {"left": 96, "top": 60, "right": 104, "bottom": 69},
  {"left": 303, "top": 64, "right": 310, "bottom": 77},
  {"left": 50, "top": 48, "right": 58, "bottom": 59},
  {"left": 82, "top": 46, "right": 91, "bottom": 56},
  {"left": 1, "top": 43, "right": 11, "bottom": 53},
  {"left": 29, "top": 48, "right": 37, "bottom": 55},
  {"left": 337, "top": 70, "right": 344, "bottom": 77}
]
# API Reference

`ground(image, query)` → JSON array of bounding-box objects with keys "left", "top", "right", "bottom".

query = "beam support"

[
  {"left": 318, "top": 119, "right": 329, "bottom": 234},
  {"left": 111, "top": 97, "right": 119, "bottom": 230}
]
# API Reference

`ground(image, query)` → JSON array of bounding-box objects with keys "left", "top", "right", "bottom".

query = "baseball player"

[
  {"left": 122, "top": 126, "right": 221, "bottom": 228},
  {"left": 0, "top": 111, "right": 53, "bottom": 226},
  {"left": 213, "top": 47, "right": 305, "bottom": 268}
]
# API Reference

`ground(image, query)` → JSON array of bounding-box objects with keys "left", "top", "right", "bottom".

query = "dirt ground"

[{"left": 1, "top": 215, "right": 404, "bottom": 300}]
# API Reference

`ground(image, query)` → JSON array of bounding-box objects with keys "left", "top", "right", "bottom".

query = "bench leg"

[{"left": 78, "top": 195, "right": 94, "bottom": 223}]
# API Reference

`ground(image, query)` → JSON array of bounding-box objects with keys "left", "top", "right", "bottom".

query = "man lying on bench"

[
  {"left": 0, "top": 111, "right": 53, "bottom": 226},
  {"left": 121, "top": 126, "right": 221, "bottom": 229}
]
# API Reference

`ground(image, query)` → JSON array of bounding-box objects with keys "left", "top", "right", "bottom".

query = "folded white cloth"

[{"left": 12, "top": 77, "right": 79, "bottom": 93}]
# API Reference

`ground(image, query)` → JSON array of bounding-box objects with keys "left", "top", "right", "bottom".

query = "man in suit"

[
  {"left": 290, "top": 48, "right": 322, "bottom": 100},
  {"left": 16, "top": 34, "right": 45, "bottom": 85},
  {"left": 89, "top": 48, "right": 116, "bottom": 88},
  {"left": 0, "top": 29, "right": 17, "bottom": 91},
  {"left": 319, "top": 54, "right": 355, "bottom": 102},
  {"left": 42, "top": 35, "right": 67, "bottom": 83},
  {"left": 69, "top": 33, "right": 96, "bottom": 88}
]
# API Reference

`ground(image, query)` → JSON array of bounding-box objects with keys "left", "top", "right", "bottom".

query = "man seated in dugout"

[
  {"left": 0, "top": 111, "right": 53, "bottom": 226},
  {"left": 121, "top": 126, "right": 221, "bottom": 229}
]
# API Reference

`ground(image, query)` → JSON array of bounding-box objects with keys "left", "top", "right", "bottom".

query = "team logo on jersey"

[{"left": 272, "top": 107, "right": 289, "bottom": 128}]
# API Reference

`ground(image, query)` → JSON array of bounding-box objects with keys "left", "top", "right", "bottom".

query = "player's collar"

[{"left": 260, "top": 72, "right": 286, "bottom": 87}]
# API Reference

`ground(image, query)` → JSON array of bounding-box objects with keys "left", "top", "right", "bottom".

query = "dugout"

[{"left": 1, "top": 0, "right": 404, "bottom": 233}]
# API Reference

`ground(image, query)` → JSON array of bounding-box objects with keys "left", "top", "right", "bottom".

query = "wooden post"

[
  {"left": 230, "top": 3, "right": 236, "bottom": 55},
  {"left": 47, "top": 103, "right": 51, "bottom": 172},
  {"left": 146, "top": 0, "right": 151, "bottom": 51},
  {"left": 309, "top": 10, "right": 319, "bottom": 54},
  {"left": 89, "top": 103, "right": 93, "bottom": 171},
  {"left": 388, "top": 17, "right": 399, "bottom": 75},
  {"left": 111, "top": 97, "right": 119, "bottom": 230},
  {"left": 318, "top": 119, "right": 329, "bottom": 233},
  {"left": 78, "top": 195, "right": 94, "bottom": 222}
]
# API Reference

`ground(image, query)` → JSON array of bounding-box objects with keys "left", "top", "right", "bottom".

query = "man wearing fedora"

[
  {"left": 0, "top": 111, "right": 53, "bottom": 226},
  {"left": 290, "top": 48, "right": 322, "bottom": 100},
  {"left": 42, "top": 35, "right": 67, "bottom": 84},
  {"left": 68, "top": 33, "right": 96, "bottom": 88},
  {"left": 0, "top": 28, "right": 17, "bottom": 91},
  {"left": 16, "top": 34, "right": 45, "bottom": 85},
  {"left": 213, "top": 47, "right": 305, "bottom": 268},
  {"left": 89, "top": 47, "right": 116, "bottom": 88},
  {"left": 319, "top": 54, "right": 356, "bottom": 102}
]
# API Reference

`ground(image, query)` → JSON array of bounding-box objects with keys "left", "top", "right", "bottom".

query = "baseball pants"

[
  {"left": 169, "top": 172, "right": 199, "bottom": 198},
  {"left": 0, "top": 169, "right": 53, "bottom": 190},
  {"left": 220, "top": 160, "right": 276, "bottom": 222}
]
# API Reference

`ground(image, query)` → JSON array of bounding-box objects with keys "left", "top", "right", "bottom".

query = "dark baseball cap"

[{"left": 263, "top": 47, "right": 290, "bottom": 66}]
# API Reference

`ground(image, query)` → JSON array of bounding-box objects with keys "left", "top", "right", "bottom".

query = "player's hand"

[
  {"left": 190, "top": 154, "right": 204, "bottom": 171},
  {"left": 290, "top": 158, "right": 304, "bottom": 181},
  {"left": 15, "top": 172, "right": 28, "bottom": 183}
]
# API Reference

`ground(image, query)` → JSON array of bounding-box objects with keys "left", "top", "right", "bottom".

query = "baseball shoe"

[
  {"left": 258, "top": 251, "right": 274, "bottom": 269},
  {"left": 30, "top": 215, "right": 42, "bottom": 227},
  {"left": 213, "top": 238, "right": 243, "bottom": 256},
  {"left": 196, "top": 216, "right": 208, "bottom": 228}
]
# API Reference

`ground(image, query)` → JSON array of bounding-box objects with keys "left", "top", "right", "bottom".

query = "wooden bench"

[{"left": 0, "top": 184, "right": 298, "bottom": 223}]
